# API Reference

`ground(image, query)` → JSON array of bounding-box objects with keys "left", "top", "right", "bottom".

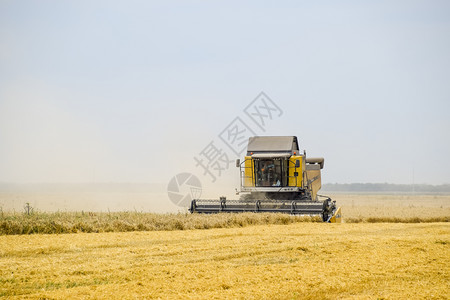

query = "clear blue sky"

[{"left": 1, "top": 0, "right": 449, "bottom": 187}]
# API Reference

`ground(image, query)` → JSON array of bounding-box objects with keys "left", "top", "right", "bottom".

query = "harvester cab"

[{"left": 189, "top": 136, "right": 342, "bottom": 223}]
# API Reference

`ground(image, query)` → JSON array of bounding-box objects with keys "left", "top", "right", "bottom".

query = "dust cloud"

[
  {"left": 0, "top": 84, "right": 234, "bottom": 213},
  {"left": 0, "top": 183, "right": 182, "bottom": 213}
]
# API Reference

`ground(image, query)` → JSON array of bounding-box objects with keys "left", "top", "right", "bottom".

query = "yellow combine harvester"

[{"left": 189, "top": 136, "right": 341, "bottom": 223}]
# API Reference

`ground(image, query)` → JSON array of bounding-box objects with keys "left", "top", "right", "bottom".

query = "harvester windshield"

[{"left": 254, "top": 158, "right": 287, "bottom": 187}]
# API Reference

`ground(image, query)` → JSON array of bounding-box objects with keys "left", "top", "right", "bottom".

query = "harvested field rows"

[{"left": 1, "top": 222, "right": 449, "bottom": 299}]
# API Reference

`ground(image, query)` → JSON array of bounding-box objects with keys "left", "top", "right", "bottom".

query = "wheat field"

[
  {"left": 329, "top": 194, "right": 450, "bottom": 223},
  {"left": 1, "top": 193, "right": 449, "bottom": 299},
  {"left": 1, "top": 222, "right": 449, "bottom": 299}
]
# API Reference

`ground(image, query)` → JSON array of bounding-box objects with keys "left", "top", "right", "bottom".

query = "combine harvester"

[{"left": 189, "top": 136, "right": 342, "bottom": 223}]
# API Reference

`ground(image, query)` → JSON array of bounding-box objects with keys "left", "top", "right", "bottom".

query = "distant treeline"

[{"left": 322, "top": 183, "right": 450, "bottom": 193}]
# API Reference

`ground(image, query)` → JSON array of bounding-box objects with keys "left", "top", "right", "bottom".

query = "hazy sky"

[{"left": 1, "top": 0, "right": 449, "bottom": 189}]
